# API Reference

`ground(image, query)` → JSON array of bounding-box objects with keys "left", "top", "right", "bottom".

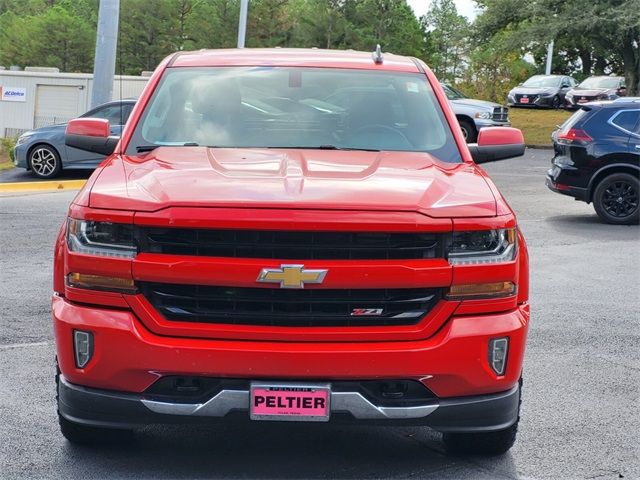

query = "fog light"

[
  {"left": 73, "top": 330, "right": 94, "bottom": 368},
  {"left": 489, "top": 337, "right": 509, "bottom": 375}
]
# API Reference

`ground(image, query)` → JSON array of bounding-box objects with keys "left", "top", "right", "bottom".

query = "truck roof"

[{"left": 169, "top": 48, "right": 422, "bottom": 73}]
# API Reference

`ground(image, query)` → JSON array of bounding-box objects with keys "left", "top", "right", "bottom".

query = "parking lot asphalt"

[{"left": 1, "top": 149, "right": 638, "bottom": 479}]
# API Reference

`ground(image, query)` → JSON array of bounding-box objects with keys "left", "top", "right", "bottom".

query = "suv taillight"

[{"left": 558, "top": 128, "right": 592, "bottom": 144}]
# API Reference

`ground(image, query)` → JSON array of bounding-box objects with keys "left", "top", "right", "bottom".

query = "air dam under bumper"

[{"left": 58, "top": 376, "right": 520, "bottom": 432}]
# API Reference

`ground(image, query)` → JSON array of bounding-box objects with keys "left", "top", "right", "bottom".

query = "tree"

[
  {"left": 475, "top": 0, "right": 640, "bottom": 94},
  {"left": 422, "top": 0, "right": 469, "bottom": 82}
]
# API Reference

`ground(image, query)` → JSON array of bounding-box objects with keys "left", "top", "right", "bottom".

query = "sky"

[{"left": 407, "top": 0, "right": 480, "bottom": 21}]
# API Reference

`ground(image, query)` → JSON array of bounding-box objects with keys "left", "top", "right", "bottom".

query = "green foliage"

[
  {"left": 458, "top": 35, "right": 535, "bottom": 102},
  {"left": 474, "top": 0, "right": 640, "bottom": 94},
  {"left": 0, "top": 0, "right": 636, "bottom": 97},
  {"left": 0, "top": 135, "right": 17, "bottom": 163},
  {"left": 422, "top": 0, "right": 469, "bottom": 83}
]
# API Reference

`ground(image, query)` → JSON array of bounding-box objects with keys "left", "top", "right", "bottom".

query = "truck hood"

[
  {"left": 88, "top": 147, "right": 498, "bottom": 217},
  {"left": 450, "top": 98, "right": 501, "bottom": 110}
]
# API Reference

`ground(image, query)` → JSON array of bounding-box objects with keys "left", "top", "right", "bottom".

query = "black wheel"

[
  {"left": 458, "top": 120, "right": 477, "bottom": 143},
  {"left": 443, "top": 380, "right": 521, "bottom": 455},
  {"left": 29, "top": 144, "right": 62, "bottom": 179},
  {"left": 56, "top": 370, "right": 133, "bottom": 445},
  {"left": 592, "top": 173, "right": 639, "bottom": 225},
  {"left": 551, "top": 95, "right": 561, "bottom": 109}
]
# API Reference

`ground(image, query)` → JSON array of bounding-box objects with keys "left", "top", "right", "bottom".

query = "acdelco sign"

[{"left": 0, "top": 86, "right": 26, "bottom": 102}]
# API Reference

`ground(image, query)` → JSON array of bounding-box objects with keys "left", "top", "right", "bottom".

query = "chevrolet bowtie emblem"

[{"left": 257, "top": 264, "right": 328, "bottom": 289}]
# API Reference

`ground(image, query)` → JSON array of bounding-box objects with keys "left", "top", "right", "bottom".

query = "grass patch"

[
  {"left": 509, "top": 108, "right": 573, "bottom": 146},
  {"left": 0, "top": 160, "right": 15, "bottom": 171}
]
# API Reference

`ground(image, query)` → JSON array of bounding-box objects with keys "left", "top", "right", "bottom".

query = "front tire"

[
  {"left": 458, "top": 120, "right": 477, "bottom": 143},
  {"left": 592, "top": 173, "right": 639, "bottom": 225},
  {"left": 551, "top": 95, "right": 561, "bottom": 109},
  {"left": 29, "top": 144, "right": 61, "bottom": 179}
]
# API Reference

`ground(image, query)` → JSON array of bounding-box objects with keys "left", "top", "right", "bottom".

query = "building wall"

[{"left": 0, "top": 71, "right": 149, "bottom": 137}]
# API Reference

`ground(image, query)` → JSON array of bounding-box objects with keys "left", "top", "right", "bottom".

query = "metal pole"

[
  {"left": 91, "top": 0, "right": 120, "bottom": 108},
  {"left": 545, "top": 40, "right": 554, "bottom": 76},
  {"left": 237, "top": 0, "right": 249, "bottom": 48}
]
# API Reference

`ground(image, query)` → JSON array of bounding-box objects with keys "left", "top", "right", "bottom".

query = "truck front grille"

[
  {"left": 136, "top": 228, "right": 443, "bottom": 260},
  {"left": 492, "top": 106, "right": 509, "bottom": 122},
  {"left": 139, "top": 282, "right": 442, "bottom": 327}
]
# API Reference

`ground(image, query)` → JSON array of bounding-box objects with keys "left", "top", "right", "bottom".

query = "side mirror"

[
  {"left": 65, "top": 118, "right": 119, "bottom": 155},
  {"left": 468, "top": 127, "right": 525, "bottom": 163}
]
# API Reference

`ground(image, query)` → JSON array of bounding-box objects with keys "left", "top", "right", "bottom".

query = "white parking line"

[{"left": 0, "top": 341, "right": 49, "bottom": 350}]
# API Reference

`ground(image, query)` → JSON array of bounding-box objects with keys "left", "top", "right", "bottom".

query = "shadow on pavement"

[{"left": 58, "top": 423, "right": 518, "bottom": 479}]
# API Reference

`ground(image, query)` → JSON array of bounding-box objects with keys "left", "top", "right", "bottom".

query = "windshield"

[
  {"left": 522, "top": 76, "right": 561, "bottom": 88},
  {"left": 127, "top": 67, "right": 461, "bottom": 162},
  {"left": 579, "top": 77, "right": 621, "bottom": 89},
  {"left": 441, "top": 84, "right": 466, "bottom": 100}
]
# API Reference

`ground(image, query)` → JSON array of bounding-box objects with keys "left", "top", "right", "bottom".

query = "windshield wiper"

[
  {"left": 265, "top": 145, "right": 380, "bottom": 152},
  {"left": 136, "top": 142, "right": 199, "bottom": 153}
]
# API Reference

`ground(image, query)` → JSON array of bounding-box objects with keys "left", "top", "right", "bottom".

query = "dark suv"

[{"left": 547, "top": 98, "right": 639, "bottom": 224}]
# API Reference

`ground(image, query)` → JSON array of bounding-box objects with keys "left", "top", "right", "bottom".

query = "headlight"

[
  {"left": 67, "top": 219, "right": 136, "bottom": 258},
  {"left": 474, "top": 111, "right": 492, "bottom": 119},
  {"left": 16, "top": 133, "right": 34, "bottom": 145},
  {"left": 447, "top": 228, "right": 516, "bottom": 265}
]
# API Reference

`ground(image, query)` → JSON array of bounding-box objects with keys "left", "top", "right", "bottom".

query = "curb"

[{"left": 0, "top": 179, "right": 86, "bottom": 193}]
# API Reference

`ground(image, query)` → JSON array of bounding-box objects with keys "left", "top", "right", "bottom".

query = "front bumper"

[
  {"left": 474, "top": 119, "right": 511, "bottom": 129},
  {"left": 13, "top": 142, "right": 29, "bottom": 168},
  {"left": 58, "top": 375, "right": 521, "bottom": 432}
]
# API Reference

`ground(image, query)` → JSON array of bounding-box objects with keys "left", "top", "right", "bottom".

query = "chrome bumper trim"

[{"left": 141, "top": 388, "right": 438, "bottom": 420}]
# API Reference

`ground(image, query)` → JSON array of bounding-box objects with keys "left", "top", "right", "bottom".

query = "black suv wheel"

[{"left": 593, "top": 173, "right": 639, "bottom": 225}]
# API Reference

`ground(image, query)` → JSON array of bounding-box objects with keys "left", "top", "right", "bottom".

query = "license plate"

[
  {"left": 520, "top": 98, "right": 529, "bottom": 104},
  {"left": 578, "top": 98, "right": 588, "bottom": 103},
  {"left": 250, "top": 383, "right": 330, "bottom": 422}
]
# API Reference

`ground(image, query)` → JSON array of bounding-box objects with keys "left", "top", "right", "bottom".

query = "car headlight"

[
  {"left": 474, "top": 111, "right": 492, "bottom": 119},
  {"left": 447, "top": 228, "right": 516, "bottom": 265},
  {"left": 67, "top": 219, "right": 136, "bottom": 258},
  {"left": 16, "top": 133, "right": 34, "bottom": 145}
]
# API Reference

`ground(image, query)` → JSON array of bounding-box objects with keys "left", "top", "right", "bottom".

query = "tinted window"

[
  {"left": 84, "top": 104, "right": 132, "bottom": 125},
  {"left": 441, "top": 84, "right": 465, "bottom": 100},
  {"left": 558, "top": 108, "right": 589, "bottom": 135},
  {"left": 127, "top": 67, "right": 462, "bottom": 162},
  {"left": 611, "top": 110, "right": 640, "bottom": 133}
]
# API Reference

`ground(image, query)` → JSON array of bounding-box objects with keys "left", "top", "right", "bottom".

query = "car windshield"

[
  {"left": 579, "top": 77, "right": 620, "bottom": 89},
  {"left": 127, "top": 67, "right": 461, "bottom": 162},
  {"left": 441, "top": 84, "right": 466, "bottom": 100},
  {"left": 522, "top": 76, "right": 561, "bottom": 88}
]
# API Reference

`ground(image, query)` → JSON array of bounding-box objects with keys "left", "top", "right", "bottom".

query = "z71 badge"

[{"left": 350, "top": 308, "right": 384, "bottom": 316}]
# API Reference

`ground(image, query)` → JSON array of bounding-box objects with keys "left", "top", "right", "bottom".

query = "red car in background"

[{"left": 53, "top": 48, "right": 529, "bottom": 455}]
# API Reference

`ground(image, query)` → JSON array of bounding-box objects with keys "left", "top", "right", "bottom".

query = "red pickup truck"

[{"left": 53, "top": 48, "right": 529, "bottom": 455}]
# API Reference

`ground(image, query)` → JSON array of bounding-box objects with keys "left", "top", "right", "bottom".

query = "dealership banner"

[{"left": 1, "top": 86, "right": 26, "bottom": 102}]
